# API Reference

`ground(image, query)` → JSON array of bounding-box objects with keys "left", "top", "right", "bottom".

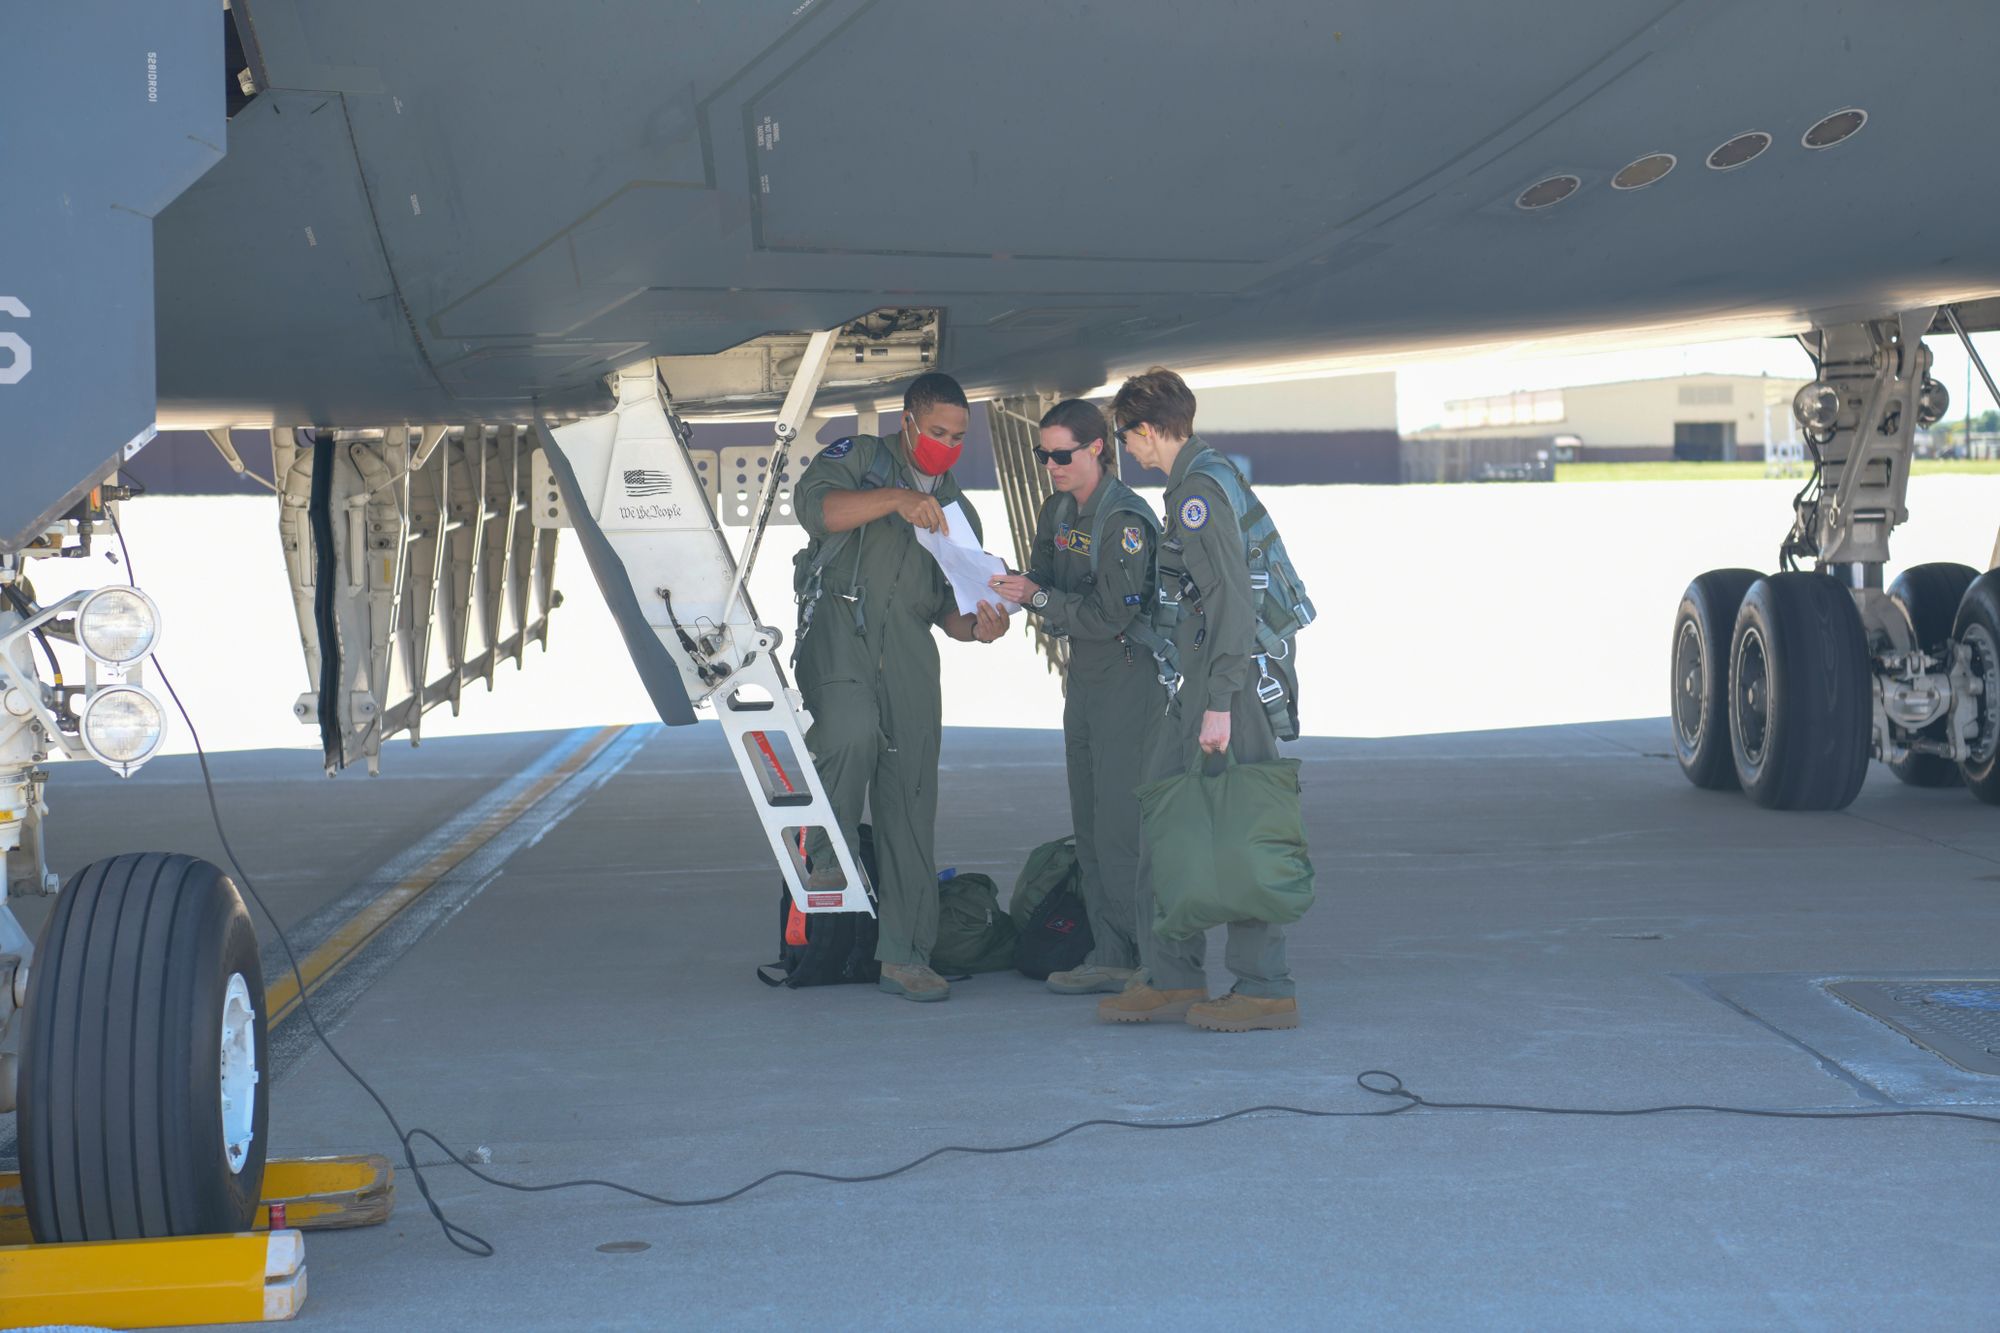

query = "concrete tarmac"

[{"left": 8, "top": 716, "right": 2000, "bottom": 1328}]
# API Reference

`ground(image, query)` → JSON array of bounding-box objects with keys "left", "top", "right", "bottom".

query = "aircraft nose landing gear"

[
  {"left": 1, "top": 502, "right": 276, "bottom": 1249},
  {"left": 18, "top": 853, "right": 269, "bottom": 1242}
]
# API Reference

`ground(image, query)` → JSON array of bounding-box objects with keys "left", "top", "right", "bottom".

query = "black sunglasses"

[
  {"left": 1113, "top": 420, "right": 1147, "bottom": 446},
  {"left": 1033, "top": 444, "right": 1094, "bottom": 465}
]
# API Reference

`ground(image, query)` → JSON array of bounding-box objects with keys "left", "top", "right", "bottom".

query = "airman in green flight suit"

[
  {"left": 1096, "top": 367, "right": 1303, "bottom": 1033},
  {"left": 989, "top": 399, "right": 1164, "bottom": 996},
  {"left": 793, "top": 372, "right": 1010, "bottom": 1003}
]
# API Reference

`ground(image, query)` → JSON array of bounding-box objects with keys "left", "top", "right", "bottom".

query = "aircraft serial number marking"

[{"left": 0, "top": 297, "right": 29, "bottom": 385}]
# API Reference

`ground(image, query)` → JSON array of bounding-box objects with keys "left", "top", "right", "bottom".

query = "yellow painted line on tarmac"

[{"left": 264, "top": 724, "right": 626, "bottom": 1028}]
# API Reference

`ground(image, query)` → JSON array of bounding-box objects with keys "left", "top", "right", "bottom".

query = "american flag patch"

[{"left": 622, "top": 469, "right": 673, "bottom": 496}]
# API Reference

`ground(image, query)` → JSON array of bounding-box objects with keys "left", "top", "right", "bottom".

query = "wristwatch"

[{"left": 1030, "top": 589, "right": 1049, "bottom": 610}]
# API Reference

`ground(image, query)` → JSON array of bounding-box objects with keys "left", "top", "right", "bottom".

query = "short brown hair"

[
  {"left": 1038, "top": 399, "right": 1116, "bottom": 476},
  {"left": 1111, "top": 367, "right": 1196, "bottom": 440}
]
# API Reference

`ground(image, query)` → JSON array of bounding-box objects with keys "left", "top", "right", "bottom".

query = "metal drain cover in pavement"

[{"left": 1827, "top": 980, "right": 2000, "bottom": 1075}]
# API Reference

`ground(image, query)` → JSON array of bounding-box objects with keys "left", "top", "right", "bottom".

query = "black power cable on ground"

[{"left": 84, "top": 511, "right": 2000, "bottom": 1259}]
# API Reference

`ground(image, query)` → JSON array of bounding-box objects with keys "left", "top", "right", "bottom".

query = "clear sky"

[{"left": 1392, "top": 332, "right": 2000, "bottom": 434}]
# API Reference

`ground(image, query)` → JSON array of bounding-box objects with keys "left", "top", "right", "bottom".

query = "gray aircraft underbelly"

[
  {"left": 11, "top": 0, "right": 2000, "bottom": 551},
  {"left": 149, "top": 0, "right": 2000, "bottom": 426}
]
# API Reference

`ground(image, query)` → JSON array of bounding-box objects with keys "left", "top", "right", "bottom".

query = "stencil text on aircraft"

[{"left": 0, "top": 298, "right": 30, "bottom": 386}]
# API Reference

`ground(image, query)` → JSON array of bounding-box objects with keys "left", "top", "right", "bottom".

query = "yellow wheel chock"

[{"left": 0, "top": 1153, "right": 394, "bottom": 1328}]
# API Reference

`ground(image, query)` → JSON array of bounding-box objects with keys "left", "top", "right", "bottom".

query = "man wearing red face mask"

[{"left": 792, "top": 372, "right": 1011, "bottom": 1002}]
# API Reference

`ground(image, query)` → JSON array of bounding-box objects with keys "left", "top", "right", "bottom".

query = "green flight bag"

[
  {"left": 1009, "top": 836, "right": 1080, "bottom": 931},
  {"left": 1137, "top": 753, "right": 1315, "bottom": 939},
  {"left": 930, "top": 870, "right": 1019, "bottom": 974}
]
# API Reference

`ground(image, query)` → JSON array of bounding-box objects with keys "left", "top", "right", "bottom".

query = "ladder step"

[{"left": 742, "top": 728, "right": 815, "bottom": 807}]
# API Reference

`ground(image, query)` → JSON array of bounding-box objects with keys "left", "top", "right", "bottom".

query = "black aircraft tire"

[
  {"left": 1729, "top": 573, "right": 1871, "bottom": 811},
  {"left": 1953, "top": 570, "right": 2000, "bottom": 805},
  {"left": 19, "top": 853, "right": 269, "bottom": 1243},
  {"left": 1672, "top": 568, "right": 1763, "bottom": 790},
  {"left": 1888, "top": 562, "right": 1979, "bottom": 787}
]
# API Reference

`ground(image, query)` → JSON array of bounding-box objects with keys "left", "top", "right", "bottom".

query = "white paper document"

[{"left": 915, "top": 501, "right": 1019, "bottom": 616}]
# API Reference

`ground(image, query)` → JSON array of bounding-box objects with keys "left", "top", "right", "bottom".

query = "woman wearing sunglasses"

[{"left": 989, "top": 400, "right": 1164, "bottom": 997}]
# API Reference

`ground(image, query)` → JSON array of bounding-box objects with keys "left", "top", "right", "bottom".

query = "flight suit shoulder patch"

[
  {"left": 1121, "top": 524, "right": 1144, "bottom": 555},
  {"left": 821, "top": 437, "right": 855, "bottom": 459},
  {"left": 1178, "top": 494, "right": 1210, "bottom": 531}
]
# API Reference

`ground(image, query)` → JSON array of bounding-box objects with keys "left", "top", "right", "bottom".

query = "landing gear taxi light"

[
  {"left": 75, "top": 585, "right": 160, "bottom": 665},
  {"left": 1794, "top": 381, "right": 1841, "bottom": 434},
  {"left": 0, "top": 583, "right": 169, "bottom": 776},
  {"left": 79, "top": 684, "right": 165, "bottom": 774}
]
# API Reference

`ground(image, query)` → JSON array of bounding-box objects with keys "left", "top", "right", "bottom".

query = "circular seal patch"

[{"left": 1179, "top": 495, "right": 1209, "bottom": 531}]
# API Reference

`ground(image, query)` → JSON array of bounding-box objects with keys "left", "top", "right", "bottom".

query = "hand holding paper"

[{"left": 915, "top": 501, "right": 1020, "bottom": 616}]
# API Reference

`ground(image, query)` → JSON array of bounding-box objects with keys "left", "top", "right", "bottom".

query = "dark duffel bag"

[
  {"left": 1013, "top": 878, "right": 1093, "bottom": 980},
  {"left": 930, "top": 871, "right": 1018, "bottom": 975},
  {"left": 758, "top": 824, "right": 880, "bottom": 988}
]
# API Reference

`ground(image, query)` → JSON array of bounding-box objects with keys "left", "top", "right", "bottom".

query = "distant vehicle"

[
  {"left": 1764, "top": 438, "right": 1807, "bottom": 477},
  {"left": 1473, "top": 450, "right": 1553, "bottom": 483}
]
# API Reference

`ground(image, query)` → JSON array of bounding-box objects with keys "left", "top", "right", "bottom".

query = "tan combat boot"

[
  {"left": 1097, "top": 978, "right": 1205, "bottom": 1023},
  {"left": 878, "top": 962, "right": 950, "bottom": 1002},
  {"left": 1047, "top": 964, "right": 1137, "bottom": 995},
  {"left": 1186, "top": 993, "right": 1299, "bottom": 1032}
]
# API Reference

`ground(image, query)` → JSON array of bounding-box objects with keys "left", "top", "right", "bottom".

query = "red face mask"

[{"left": 907, "top": 420, "right": 964, "bottom": 476}]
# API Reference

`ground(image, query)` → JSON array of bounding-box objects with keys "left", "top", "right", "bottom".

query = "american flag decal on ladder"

[{"left": 622, "top": 469, "right": 673, "bottom": 496}]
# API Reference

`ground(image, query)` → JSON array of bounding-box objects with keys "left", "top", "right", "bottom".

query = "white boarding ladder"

[{"left": 538, "top": 341, "right": 867, "bottom": 916}]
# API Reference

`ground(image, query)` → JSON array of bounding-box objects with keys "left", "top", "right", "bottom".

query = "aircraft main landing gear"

[
  {"left": 1672, "top": 567, "right": 1761, "bottom": 790},
  {"left": 1727, "top": 573, "right": 1871, "bottom": 810},
  {"left": 1671, "top": 306, "right": 2000, "bottom": 811},
  {"left": 1883, "top": 561, "right": 1980, "bottom": 787}
]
